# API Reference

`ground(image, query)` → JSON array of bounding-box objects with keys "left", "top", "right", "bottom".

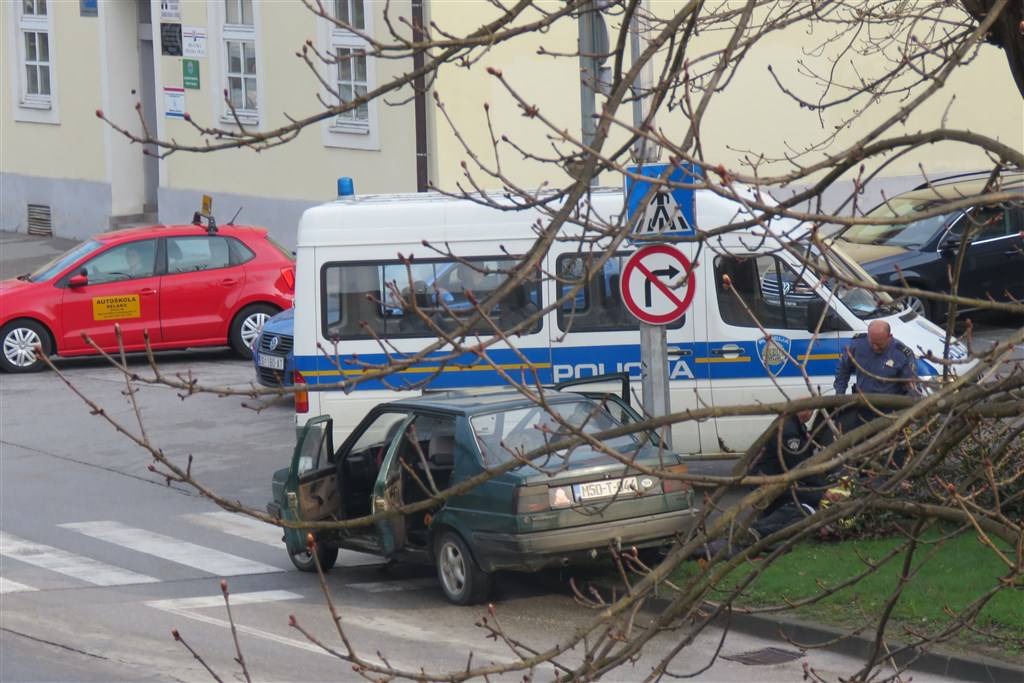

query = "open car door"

[
  {"left": 282, "top": 416, "right": 336, "bottom": 556},
  {"left": 370, "top": 415, "right": 416, "bottom": 556}
]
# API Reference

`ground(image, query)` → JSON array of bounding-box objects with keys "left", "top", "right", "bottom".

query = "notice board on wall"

[{"left": 161, "top": 23, "right": 182, "bottom": 56}]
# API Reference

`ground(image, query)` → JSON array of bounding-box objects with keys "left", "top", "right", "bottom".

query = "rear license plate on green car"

[{"left": 574, "top": 476, "right": 639, "bottom": 501}]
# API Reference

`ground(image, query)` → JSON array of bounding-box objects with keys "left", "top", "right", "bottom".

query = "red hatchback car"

[{"left": 0, "top": 223, "right": 294, "bottom": 372}]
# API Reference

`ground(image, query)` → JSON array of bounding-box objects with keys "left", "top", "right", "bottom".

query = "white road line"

[
  {"left": 0, "top": 577, "right": 38, "bottom": 594},
  {"left": 181, "top": 511, "right": 382, "bottom": 567},
  {"left": 0, "top": 531, "right": 159, "bottom": 587},
  {"left": 146, "top": 589, "right": 302, "bottom": 611},
  {"left": 180, "top": 511, "right": 283, "bottom": 547},
  {"left": 347, "top": 578, "right": 437, "bottom": 593},
  {"left": 146, "top": 590, "right": 336, "bottom": 659},
  {"left": 60, "top": 521, "right": 282, "bottom": 577}
]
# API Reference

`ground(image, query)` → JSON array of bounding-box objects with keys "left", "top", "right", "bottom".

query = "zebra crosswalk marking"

[
  {"left": 0, "top": 531, "right": 159, "bottom": 587},
  {"left": 181, "top": 511, "right": 283, "bottom": 547},
  {"left": 0, "top": 577, "right": 39, "bottom": 594},
  {"left": 347, "top": 578, "right": 437, "bottom": 593},
  {"left": 60, "top": 521, "right": 282, "bottom": 577}
]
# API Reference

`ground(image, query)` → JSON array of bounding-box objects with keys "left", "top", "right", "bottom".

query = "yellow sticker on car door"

[{"left": 92, "top": 295, "right": 141, "bottom": 321}]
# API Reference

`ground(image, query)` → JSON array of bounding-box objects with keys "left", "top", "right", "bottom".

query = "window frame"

[
  {"left": 9, "top": 0, "right": 58, "bottom": 123},
  {"left": 76, "top": 239, "right": 160, "bottom": 285},
  {"left": 941, "top": 204, "right": 1015, "bottom": 247},
  {"left": 319, "top": 255, "right": 543, "bottom": 341},
  {"left": 214, "top": 0, "right": 262, "bottom": 126},
  {"left": 320, "top": 0, "right": 378, "bottom": 150},
  {"left": 165, "top": 235, "right": 238, "bottom": 275},
  {"left": 713, "top": 253, "right": 824, "bottom": 331}
]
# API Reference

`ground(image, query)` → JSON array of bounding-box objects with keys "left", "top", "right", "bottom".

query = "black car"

[{"left": 837, "top": 174, "right": 1023, "bottom": 322}]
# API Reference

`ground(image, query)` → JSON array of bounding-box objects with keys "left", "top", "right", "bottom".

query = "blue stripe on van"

[{"left": 290, "top": 336, "right": 940, "bottom": 389}]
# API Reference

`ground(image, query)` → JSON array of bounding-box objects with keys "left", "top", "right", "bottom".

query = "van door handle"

[
  {"left": 1003, "top": 249, "right": 1020, "bottom": 256},
  {"left": 139, "top": 288, "right": 156, "bottom": 296},
  {"left": 709, "top": 344, "right": 742, "bottom": 358},
  {"left": 220, "top": 278, "right": 239, "bottom": 286},
  {"left": 667, "top": 347, "right": 691, "bottom": 357}
]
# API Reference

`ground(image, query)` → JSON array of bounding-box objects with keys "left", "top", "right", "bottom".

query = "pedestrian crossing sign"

[{"left": 624, "top": 162, "right": 701, "bottom": 240}]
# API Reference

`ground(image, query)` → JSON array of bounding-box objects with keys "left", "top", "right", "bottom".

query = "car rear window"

[
  {"left": 471, "top": 399, "right": 638, "bottom": 465},
  {"left": 266, "top": 236, "right": 295, "bottom": 260}
]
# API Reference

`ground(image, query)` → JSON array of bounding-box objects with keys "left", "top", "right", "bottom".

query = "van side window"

[
  {"left": 714, "top": 254, "right": 819, "bottom": 331},
  {"left": 321, "top": 257, "right": 542, "bottom": 340},
  {"left": 555, "top": 252, "right": 685, "bottom": 332}
]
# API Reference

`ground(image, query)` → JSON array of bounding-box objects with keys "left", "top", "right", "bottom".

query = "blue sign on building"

[{"left": 624, "top": 162, "right": 701, "bottom": 239}]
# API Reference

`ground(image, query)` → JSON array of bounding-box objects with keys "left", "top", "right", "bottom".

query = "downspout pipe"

[{"left": 412, "top": 0, "right": 429, "bottom": 192}]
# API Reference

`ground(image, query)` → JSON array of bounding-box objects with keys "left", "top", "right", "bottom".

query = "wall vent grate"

[{"left": 27, "top": 204, "right": 53, "bottom": 237}]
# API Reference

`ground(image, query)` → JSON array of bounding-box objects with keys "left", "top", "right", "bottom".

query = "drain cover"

[{"left": 721, "top": 647, "right": 804, "bottom": 665}]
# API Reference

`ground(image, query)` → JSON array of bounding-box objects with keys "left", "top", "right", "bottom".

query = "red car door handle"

[
  {"left": 220, "top": 278, "right": 239, "bottom": 286},
  {"left": 140, "top": 288, "right": 156, "bottom": 296}
]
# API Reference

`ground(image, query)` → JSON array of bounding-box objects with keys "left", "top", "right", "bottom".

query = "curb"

[{"left": 592, "top": 580, "right": 1022, "bottom": 682}]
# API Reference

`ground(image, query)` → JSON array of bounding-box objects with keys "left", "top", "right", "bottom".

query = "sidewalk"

[{"left": 587, "top": 576, "right": 1023, "bottom": 682}]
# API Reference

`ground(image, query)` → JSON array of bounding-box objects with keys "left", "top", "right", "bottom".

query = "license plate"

[
  {"left": 574, "top": 476, "right": 639, "bottom": 501},
  {"left": 258, "top": 353, "right": 285, "bottom": 370}
]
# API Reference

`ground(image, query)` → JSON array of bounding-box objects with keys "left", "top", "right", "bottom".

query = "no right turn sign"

[{"left": 619, "top": 245, "right": 696, "bottom": 325}]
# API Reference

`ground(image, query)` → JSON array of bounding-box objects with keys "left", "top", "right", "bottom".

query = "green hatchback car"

[{"left": 267, "top": 388, "right": 695, "bottom": 604}]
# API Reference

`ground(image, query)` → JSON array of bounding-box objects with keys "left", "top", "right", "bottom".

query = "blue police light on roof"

[{"left": 337, "top": 177, "right": 355, "bottom": 198}]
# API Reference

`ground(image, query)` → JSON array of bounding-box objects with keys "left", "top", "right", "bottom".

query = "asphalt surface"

[{"left": 1, "top": 230, "right": 1019, "bottom": 682}]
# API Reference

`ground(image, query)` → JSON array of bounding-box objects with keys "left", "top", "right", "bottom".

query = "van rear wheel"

[
  {"left": 435, "top": 530, "right": 492, "bottom": 605},
  {"left": 289, "top": 543, "right": 339, "bottom": 573}
]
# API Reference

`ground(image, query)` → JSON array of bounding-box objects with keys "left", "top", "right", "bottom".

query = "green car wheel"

[
  {"left": 435, "top": 530, "right": 492, "bottom": 605},
  {"left": 289, "top": 543, "right": 339, "bottom": 573}
]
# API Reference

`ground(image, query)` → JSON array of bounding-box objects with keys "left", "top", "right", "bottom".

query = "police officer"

[
  {"left": 832, "top": 320, "right": 916, "bottom": 463},
  {"left": 834, "top": 320, "right": 917, "bottom": 397},
  {"left": 700, "top": 411, "right": 830, "bottom": 560}
]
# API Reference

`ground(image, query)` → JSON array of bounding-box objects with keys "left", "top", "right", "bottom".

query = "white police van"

[{"left": 290, "top": 180, "right": 969, "bottom": 453}]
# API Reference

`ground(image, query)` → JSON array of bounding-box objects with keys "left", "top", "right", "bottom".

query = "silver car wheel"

[
  {"left": 239, "top": 312, "right": 270, "bottom": 349},
  {"left": 903, "top": 296, "right": 927, "bottom": 316},
  {"left": 439, "top": 541, "right": 467, "bottom": 596},
  {"left": 3, "top": 326, "right": 42, "bottom": 368}
]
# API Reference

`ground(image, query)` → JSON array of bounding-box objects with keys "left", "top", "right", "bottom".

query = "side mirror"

[
  {"left": 68, "top": 272, "right": 88, "bottom": 288},
  {"left": 806, "top": 299, "right": 841, "bottom": 333},
  {"left": 939, "top": 237, "right": 961, "bottom": 255}
]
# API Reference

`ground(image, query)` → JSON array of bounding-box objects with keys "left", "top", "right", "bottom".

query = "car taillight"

[
  {"left": 514, "top": 484, "right": 550, "bottom": 513},
  {"left": 293, "top": 371, "right": 308, "bottom": 413},
  {"left": 280, "top": 266, "right": 295, "bottom": 292},
  {"left": 661, "top": 464, "right": 690, "bottom": 494}
]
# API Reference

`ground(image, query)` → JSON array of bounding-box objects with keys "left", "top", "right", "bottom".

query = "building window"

[
  {"left": 335, "top": 47, "right": 368, "bottom": 124},
  {"left": 323, "top": 0, "right": 376, "bottom": 146},
  {"left": 18, "top": 0, "right": 51, "bottom": 108},
  {"left": 334, "top": 0, "right": 365, "bottom": 29},
  {"left": 221, "top": 0, "right": 258, "bottom": 122}
]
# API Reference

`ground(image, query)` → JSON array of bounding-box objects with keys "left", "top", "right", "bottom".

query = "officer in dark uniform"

[
  {"left": 834, "top": 320, "right": 917, "bottom": 397},
  {"left": 701, "top": 411, "right": 831, "bottom": 559},
  {"left": 832, "top": 320, "right": 917, "bottom": 463}
]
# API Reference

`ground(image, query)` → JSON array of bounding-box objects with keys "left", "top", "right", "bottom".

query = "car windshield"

[
  {"left": 471, "top": 399, "right": 638, "bottom": 466},
  {"left": 843, "top": 198, "right": 957, "bottom": 249},
  {"left": 790, "top": 243, "right": 894, "bottom": 319},
  {"left": 27, "top": 240, "right": 103, "bottom": 282}
]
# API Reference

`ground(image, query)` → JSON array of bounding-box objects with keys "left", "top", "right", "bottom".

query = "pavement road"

[{"left": 1, "top": 230, "right": 1018, "bottom": 682}]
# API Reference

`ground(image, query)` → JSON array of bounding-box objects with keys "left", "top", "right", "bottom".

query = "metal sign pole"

[
  {"left": 640, "top": 323, "right": 672, "bottom": 449},
  {"left": 630, "top": 1, "right": 672, "bottom": 449}
]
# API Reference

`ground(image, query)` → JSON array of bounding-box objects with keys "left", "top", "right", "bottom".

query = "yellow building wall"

[
  {"left": 426, "top": 1, "right": 1023, "bottom": 192},
  {"left": 154, "top": 0, "right": 417, "bottom": 201},
  {"left": 1, "top": 1, "right": 108, "bottom": 183}
]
